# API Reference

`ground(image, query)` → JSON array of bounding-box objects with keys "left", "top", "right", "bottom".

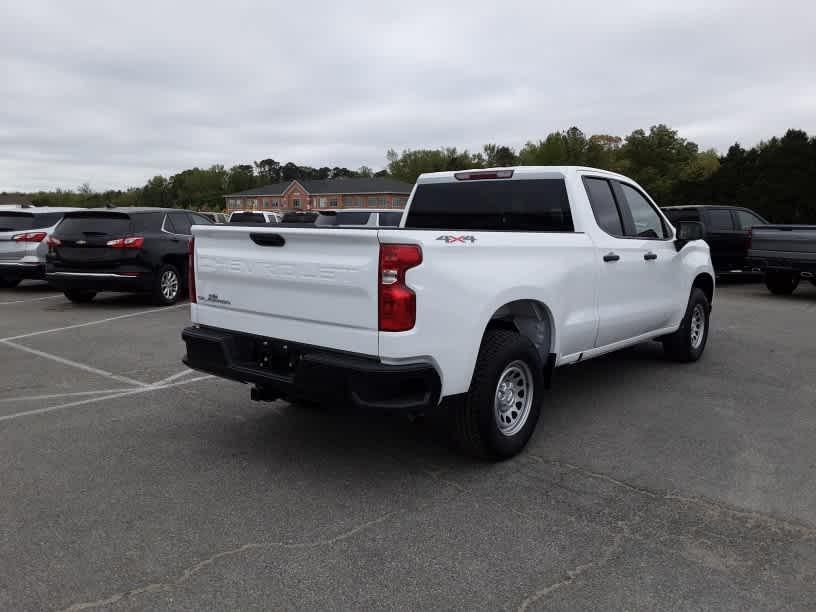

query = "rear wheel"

[
  {"left": 450, "top": 329, "right": 543, "bottom": 460},
  {"left": 153, "top": 264, "right": 181, "bottom": 305},
  {"left": 765, "top": 270, "right": 799, "bottom": 295},
  {"left": 64, "top": 289, "right": 96, "bottom": 303},
  {"left": 0, "top": 276, "right": 21, "bottom": 288},
  {"left": 663, "top": 288, "right": 710, "bottom": 362}
]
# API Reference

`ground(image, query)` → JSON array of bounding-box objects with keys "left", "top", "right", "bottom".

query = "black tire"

[
  {"left": 0, "top": 276, "right": 21, "bottom": 288},
  {"left": 765, "top": 270, "right": 799, "bottom": 295},
  {"left": 809, "top": 279, "right": 816, "bottom": 288},
  {"left": 152, "top": 264, "right": 181, "bottom": 305},
  {"left": 451, "top": 329, "right": 543, "bottom": 460},
  {"left": 64, "top": 289, "right": 96, "bottom": 303},
  {"left": 662, "top": 288, "right": 710, "bottom": 362}
]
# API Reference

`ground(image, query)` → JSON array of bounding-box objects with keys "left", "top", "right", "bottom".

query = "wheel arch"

[
  {"left": 483, "top": 299, "right": 555, "bottom": 366},
  {"left": 692, "top": 272, "right": 714, "bottom": 306}
]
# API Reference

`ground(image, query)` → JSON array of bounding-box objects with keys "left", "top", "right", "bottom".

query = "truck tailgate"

[
  {"left": 751, "top": 226, "right": 816, "bottom": 254},
  {"left": 191, "top": 225, "right": 380, "bottom": 356}
]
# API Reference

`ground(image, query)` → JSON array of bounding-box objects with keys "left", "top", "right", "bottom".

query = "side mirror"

[{"left": 674, "top": 221, "right": 704, "bottom": 251}]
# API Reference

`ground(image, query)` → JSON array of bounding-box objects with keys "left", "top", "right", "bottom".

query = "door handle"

[
  {"left": 603, "top": 253, "right": 620, "bottom": 262},
  {"left": 644, "top": 252, "right": 658, "bottom": 261}
]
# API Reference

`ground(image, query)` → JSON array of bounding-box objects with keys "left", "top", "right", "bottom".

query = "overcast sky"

[{"left": 2, "top": 0, "right": 814, "bottom": 191}]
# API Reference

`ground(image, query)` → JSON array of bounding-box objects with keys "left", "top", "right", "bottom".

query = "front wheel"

[
  {"left": 450, "top": 329, "right": 543, "bottom": 460},
  {"left": 765, "top": 270, "right": 799, "bottom": 295},
  {"left": 663, "top": 288, "right": 710, "bottom": 362},
  {"left": 152, "top": 264, "right": 181, "bottom": 305}
]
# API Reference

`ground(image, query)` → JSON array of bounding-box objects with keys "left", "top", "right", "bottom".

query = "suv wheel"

[
  {"left": 451, "top": 329, "right": 543, "bottom": 460},
  {"left": 765, "top": 270, "right": 799, "bottom": 295},
  {"left": 64, "top": 289, "right": 96, "bottom": 303},
  {"left": 153, "top": 264, "right": 181, "bottom": 305},
  {"left": 0, "top": 276, "right": 21, "bottom": 288},
  {"left": 663, "top": 288, "right": 710, "bottom": 362}
]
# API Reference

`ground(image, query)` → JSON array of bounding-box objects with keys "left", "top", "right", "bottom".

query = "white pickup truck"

[{"left": 183, "top": 166, "right": 715, "bottom": 459}]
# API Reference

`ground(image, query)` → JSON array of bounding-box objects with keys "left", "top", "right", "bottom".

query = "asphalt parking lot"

[{"left": 1, "top": 280, "right": 815, "bottom": 611}]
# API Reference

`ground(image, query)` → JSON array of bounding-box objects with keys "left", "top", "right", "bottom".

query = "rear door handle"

[
  {"left": 644, "top": 252, "right": 658, "bottom": 261},
  {"left": 603, "top": 253, "right": 620, "bottom": 262}
]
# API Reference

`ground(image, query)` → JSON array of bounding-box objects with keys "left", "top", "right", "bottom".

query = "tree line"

[{"left": 9, "top": 125, "right": 815, "bottom": 223}]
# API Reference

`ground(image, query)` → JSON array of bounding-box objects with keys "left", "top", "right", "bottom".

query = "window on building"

[
  {"left": 271, "top": 199, "right": 279, "bottom": 208},
  {"left": 379, "top": 196, "right": 387, "bottom": 207},
  {"left": 356, "top": 197, "right": 363, "bottom": 207},
  {"left": 368, "top": 197, "right": 377, "bottom": 207},
  {"left": 263, "top": 199, "right": 269, "bottom": 208},
  {"left": 293, "top": 199, "right": 301, "bottom": 208},
  {"left": 319, "top": 198, "right": 328, "bottom": 209},
  {"left": 343, "top": 196, "right": 353, "bottom": 207},
  {"left": 393, "top": 197, "right": 403, "bottom": 207},
  {"left": 329, "top": 198, "right": 338, "bottom": 207}
]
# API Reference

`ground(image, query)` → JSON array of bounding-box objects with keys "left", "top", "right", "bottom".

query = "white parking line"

[
  {"left": 152, "top": 368, "right": 195, "bottom": 386},
  {"left": 0, "top": 388, "right": 137, "bottom": 403},
  {"left": 0, "top": 302, "right": 187, "bottom": 342},
  {"left": 0, "top": 375, "right": 214, "bottom": 423},
  {"left": 0, "top": 295, "right": 64, "bottom": 305},
  {"left": 1, "top": 340, "right": 149, "bottom": 388}
]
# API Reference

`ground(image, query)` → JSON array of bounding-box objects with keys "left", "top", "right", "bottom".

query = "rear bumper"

[
  {"left": 747, "top": 253, "right": 816, "bottom": 274},
  {"left": 45, "top": 269, "right": 154, "bottom": 292},
  {"left": 182, "top": 325, "right": 441, "bottom": 412},
  {"left": 0, "top": 262, "right": 45, "bottom": 279}
]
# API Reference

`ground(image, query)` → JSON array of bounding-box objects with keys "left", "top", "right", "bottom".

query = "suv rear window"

[
  {"left": 0, "top": 212, "right": 64, "bottom": 231},
  {"left": 664, "top": 209, "right": 701, "bottom": 223},
  {"left": 55, "top": 213, "right": 131, "bottom": 237},
  {"left": 404, "top": 179, "right": 573, "bottom": 231},
  {"left": 315, "top": 211, "right": 372, "bottom": 226}
]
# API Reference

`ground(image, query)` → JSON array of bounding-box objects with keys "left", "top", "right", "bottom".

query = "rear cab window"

[
  {"left": 229, "top": 212, "right": 267, "bottom": 224},
  {"left": 315, "top": 211, "right": 372, "bottom": 226},
  {"left": 404, "top": 179, "right": 573, "bottom": 231}
]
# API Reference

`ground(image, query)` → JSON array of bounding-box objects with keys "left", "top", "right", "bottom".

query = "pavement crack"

[
  {"left": 516, "top": 521, "right": 630, "bottom": 611},
  {"left": 530, "top": 455, "right": 816, "bottom": 539},
  {"left": 58, "top": 512, "right": 394, "bottom": 612}
]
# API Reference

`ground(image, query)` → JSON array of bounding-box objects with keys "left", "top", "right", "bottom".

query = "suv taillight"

[
  {"left": 106, "top": 236, "right": 144, "bottom": 249},
  {"left": 379, "top": 244, "right": 422, "bottom": 332},
  {"left": 188, "top": 236, "right": 196, "bottom": 303},
  {"left": 47, "top": 236, "right": 61, "bottom": 247},
  {"left": 13, "top": 232, "right": 47, "bottom": 242}
]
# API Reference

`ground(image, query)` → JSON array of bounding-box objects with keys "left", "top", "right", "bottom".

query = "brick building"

[{"left": 224, "top": 178, "right": 413, "bottom": 212}]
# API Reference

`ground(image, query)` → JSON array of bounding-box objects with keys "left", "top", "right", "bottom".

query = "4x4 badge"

[{"left": 436, "top": 235, "right": 476, "bottom": 244}]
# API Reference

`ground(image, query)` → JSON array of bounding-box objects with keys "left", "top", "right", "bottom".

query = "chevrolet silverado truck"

[
  {"left": 746, "top": 225, "right": 816, "bottom": 295},
  {"left": 182, "top": 167, "right": 715, "bottom": 459}
]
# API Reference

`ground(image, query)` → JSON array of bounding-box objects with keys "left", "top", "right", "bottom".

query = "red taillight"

[
  {"left": 47, "top": 236, "right": 61, "bottom": 247},
  {"left": 454, "top": 169, "right": 514, "bottom": 181},
  {"left": 106, "top": 236, "right": 144, "bottom": 249},
  {"left": 379, "top": 244, "right": 422, "bottom": 332},
  {"left": 13, "top": 232, "right": 47, "bottom": 242},
  {"left": 188, "top": 236, "right": 196, "bottom": 303}
]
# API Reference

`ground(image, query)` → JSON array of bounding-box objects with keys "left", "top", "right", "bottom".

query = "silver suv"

[{"left": 0, "top": 207, "right": 75, "bottom": 287}]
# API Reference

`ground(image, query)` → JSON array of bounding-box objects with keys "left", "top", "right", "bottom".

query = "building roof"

[
  {"left": 0, "top": 194, "right": 34, "bottom": 206},
  {"left": 226, "top": 177, "right": 413, "bottom": 197}
]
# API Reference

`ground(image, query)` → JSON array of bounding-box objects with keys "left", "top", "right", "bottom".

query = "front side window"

[
  {"left": 618, "top": 183, "right": 668, "bottom": 239},
  {"left": 736, "top": 210, "right": 765, "bottom": 229},
  {"left": 583, "top": 177, "right": 623, "bottom": 236}
]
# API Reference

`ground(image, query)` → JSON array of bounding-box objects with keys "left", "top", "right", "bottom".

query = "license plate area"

[{"left": 252, "top": 338, "right": 303, "bottom": 375}]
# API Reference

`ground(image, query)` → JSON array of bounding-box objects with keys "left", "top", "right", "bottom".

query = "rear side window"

[
  {"left": 130, "top": 213, "right": 162, "bottom": 232},
  {"left": 405, "top": 179, "right": 573, "bottom": 231},
  {"left": 166, "top": 212, "right": 192, "bottom": 235},
  {"left": 583, "top": 178, "right": 623, "bottom": 236},
  {"left": 735, "top": 210, "right": 765, "bottom": 229},
  {"left": 706, "top": 210, "right": 735, "bottom": 231},
  {"left": 378, "top": 211, "right": 403, "bottom": 227},
  {"left": 55, "top": 214, "right": 131, "bottom": 237}
]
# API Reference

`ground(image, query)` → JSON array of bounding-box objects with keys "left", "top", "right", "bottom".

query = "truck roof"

[{"left": 416, "top": 166, "right": 630, "bottom": 183}]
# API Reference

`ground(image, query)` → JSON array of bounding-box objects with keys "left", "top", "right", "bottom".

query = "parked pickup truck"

[
  {"left": 182, "top": 166, "right": 715, "bottom": 459},
  {"left": 747, "top": 225, "right": 816, "bottom": 295}
]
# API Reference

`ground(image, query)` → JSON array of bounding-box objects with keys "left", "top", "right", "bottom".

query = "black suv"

[
  {"left": 662, "top": 205, "right": 767, "bottom": 272},
  {"left": 46, "top": 208, "right": 211, "bottom": 305}
]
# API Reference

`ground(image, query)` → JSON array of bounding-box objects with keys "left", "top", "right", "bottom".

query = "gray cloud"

[{"left": 1, "top": 0, "right": 814, "bottom": 190}]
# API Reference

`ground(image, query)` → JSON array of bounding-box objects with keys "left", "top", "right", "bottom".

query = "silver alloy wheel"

[
  {"left": 494, "top": 360, "right": 534, "bottom": 437},
  {"left": 160, "top": 269, "right": 179, "bottom": 301},
  {"left": 690, "top": 304, "right": 705, "bottom": 349}
]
